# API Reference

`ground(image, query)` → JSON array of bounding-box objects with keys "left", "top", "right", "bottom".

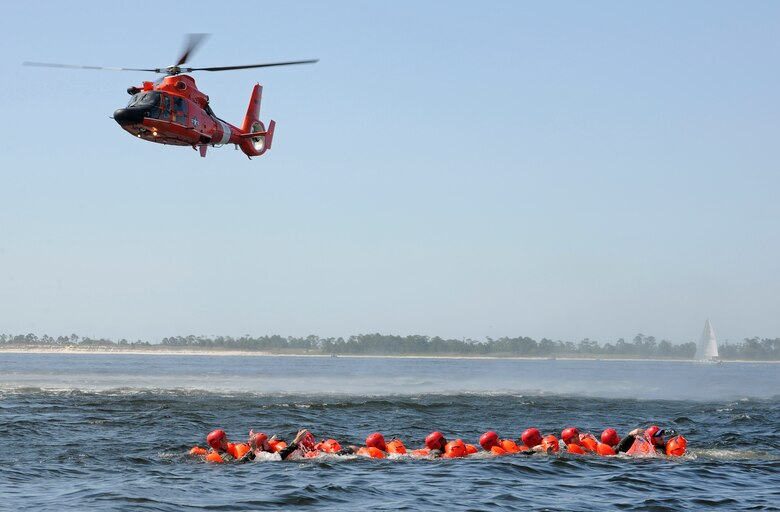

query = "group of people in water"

[{"left": 190, "top": 425, "right": 688, "bottom": 463}]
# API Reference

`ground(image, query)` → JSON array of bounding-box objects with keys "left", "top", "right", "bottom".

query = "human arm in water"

[
  {"left": 616, "top": 428, "right": 644, "bottom": 453},
  {"left": 276, "top": 429, "right": 311, "bottom": 460}
]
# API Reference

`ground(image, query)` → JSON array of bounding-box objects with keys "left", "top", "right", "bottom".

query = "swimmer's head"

[
  {"left": 541, "top": 434, "right": 560, "bottom": 453},
  {"left": 521, "top": 428, "right": 543, "bottom": 448},
  {"left": 646, "top": 426, "right": 665, "bottom": 446},
  {"left": 601, "top": 428, "right": 620, "bottom": 447},
  {"left": 425, "top": 431, "right": 447, "bottom": 451},
  {"left": 366, "top": 432, "right": 387, "bottom": 452},
  {"left": 479, "top": 431, "right": 499, "bottom": 450},
  {"left": 207, "top": 429, "right": 227, "bottom": 451},
  {"left": 561, "top": 427, "right": 580, "bottom": 445}
]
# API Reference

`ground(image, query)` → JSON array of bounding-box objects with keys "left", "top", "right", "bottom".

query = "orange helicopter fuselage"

[{"left": 113, "top": 75, "right": 273, "bottom": 158}]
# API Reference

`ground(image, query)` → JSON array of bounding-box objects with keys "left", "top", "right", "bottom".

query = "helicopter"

[{"left": 24, "top": 34, "right": 317, "bottom": 158}]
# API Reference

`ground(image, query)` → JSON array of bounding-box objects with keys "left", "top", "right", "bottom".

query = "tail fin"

[
  {"left": 241, "top": 84, "right": 262, "bottom": 133},
  {"left": 239, "top": 84, "right": 274, "bottom": 157}
]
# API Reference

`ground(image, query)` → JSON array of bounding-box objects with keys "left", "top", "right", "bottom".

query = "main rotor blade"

[
  {"left": 185, "top": 59, "right": 319, "bottom": 72},
  {"left": 23, "top": 61, "right": 157, "bottom": 72},
  {"left": 176, "top": 33, "right": 209, "bottom": 66}
]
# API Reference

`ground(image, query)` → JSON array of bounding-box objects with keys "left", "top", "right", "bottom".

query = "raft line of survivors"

[{"left": 190, "top": 425, "right": 688, "bottom": 463}]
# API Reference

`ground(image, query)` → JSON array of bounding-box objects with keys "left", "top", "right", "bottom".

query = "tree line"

[{"left": 1, "top": 332, "right": 779, "bottom": 360}]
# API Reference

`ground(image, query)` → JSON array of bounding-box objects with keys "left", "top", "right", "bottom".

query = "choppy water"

[{"left": 1, "top": 353, "right": 779, "bottom": 511}]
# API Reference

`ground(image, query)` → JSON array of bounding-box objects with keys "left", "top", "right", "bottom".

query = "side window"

[
  {"left": 159, "top": 94, "right": 171, "bottom": 121},
  {"left": 147, "top": 93, "right": 162, "bottom": 119},
  {"left": 173, "top": 96, "right": 188, "bottom": 124}
]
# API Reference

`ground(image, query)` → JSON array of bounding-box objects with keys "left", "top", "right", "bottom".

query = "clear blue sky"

[{"left": 1, "top": 1, "right": 778, "bottom": 344}]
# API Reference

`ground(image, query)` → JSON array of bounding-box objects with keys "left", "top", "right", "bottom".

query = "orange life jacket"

[
  {"left": 567, "top": 443, "right": 586, "bottom": 454},
  {"left": 386, "top": 440, "right": 407, "bottom": 454},
  {"left": 666, "top": 435, "right": 687, "bottom": 456},
  {"left": 205, "top": 452, "right": 225, "bottom": 463},
  {"left": 465, "top": 443, "right": 478, "bottom": 455},
  {"left": 499, "top": 439, "right": 520, "bottom": 453},
  {"left": 410, "top": 448, "right": 431, "bottom": 457},
  {"left": 626, "top": 434, "right": 657, "bottom": 457},
  {"left": 579, "top": 434, "right": 599, "bottom": 452},
  {"left": 357, "top": 446, "right": 385, "bottom": 458},
  {"left": 228, "top": 443, "right": 250, "bottom": 460},
  {"left": 596, "top": 443, "right": 616, "bottom": 456},
  {"left": 269, "top": 440, "right": 287, "bottom": 453},
  {"left": 189, "top": 446, "right": 208, "bottom": 456}
]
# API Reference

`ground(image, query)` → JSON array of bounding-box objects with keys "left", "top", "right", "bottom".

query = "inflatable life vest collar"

[{"left": 567, "top": 443, "right": 586, "bottom": 454}]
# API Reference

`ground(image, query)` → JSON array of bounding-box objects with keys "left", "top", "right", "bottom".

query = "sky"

[{"left": 1, "top": 1, "right": 778, "bottom": 345}]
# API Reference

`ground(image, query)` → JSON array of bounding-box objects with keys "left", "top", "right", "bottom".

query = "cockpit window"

[
  {"left": 127, "top": 91, "right": 160, "bottom": 108},
  {"left": 126, "top": 91, "right": 172, "bottom": 120}
]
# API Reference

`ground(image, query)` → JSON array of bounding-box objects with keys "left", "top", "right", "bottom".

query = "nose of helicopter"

[{"left": 113, "top": 108, "right": 146, "bottom": 126}]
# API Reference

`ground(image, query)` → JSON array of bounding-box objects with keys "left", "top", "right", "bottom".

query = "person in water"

[
  {"left": 238, "top": 428, "right": 315, "bottom": 461},
  {"left": 204, "top": 429, "right": 250, "bottom": 462},
  {"left": 479, "top": 431, "right": 524, "bottom": 454},
  {"left": 617, "top": 426, "right": 668, "bottom": 455}
]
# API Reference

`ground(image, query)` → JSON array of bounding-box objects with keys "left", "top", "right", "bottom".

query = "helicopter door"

[
  {"left": 157, "top": 93, "right": 171, "bottom": 121},
  {"left": 173, "top": 96, "right": 188, "bottom": 125}
]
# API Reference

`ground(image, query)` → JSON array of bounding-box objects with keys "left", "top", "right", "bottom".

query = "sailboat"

[{"left": 695, "top": 318, "right": 721, "bottom": 363}]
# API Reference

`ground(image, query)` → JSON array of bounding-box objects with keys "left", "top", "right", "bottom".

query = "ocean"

[{"left": 1, "top": 353, "right": 778, "bottom": 511}]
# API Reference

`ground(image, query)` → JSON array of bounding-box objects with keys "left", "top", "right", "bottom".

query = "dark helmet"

[
  {"left": 521, "top": 428, "right": 543, "bottom": 448},
  {"left": 366, "top": 432, "right": 387, "bottom": 452},
  {"left": 207, "top": 429, "right": 227, "bottom": 450},
  {"left": 561, "top": 427, "right": 580, "bottom": 445},
  {"left": 479, "top": 431, "right": 500, "bottom": 450},
  {"left": 425, "top": 431, "right": 447, "bottom": 451},
  {"left": 601, "top": 428, "right": 620, "bottom": 447}
]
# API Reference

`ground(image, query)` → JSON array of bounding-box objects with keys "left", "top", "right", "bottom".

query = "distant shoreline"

[{"left": 0, "top": 346, "right": 777, "bottom": 363}]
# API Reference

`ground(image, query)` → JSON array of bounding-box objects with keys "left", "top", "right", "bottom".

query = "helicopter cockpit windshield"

[{"left": 126, "top": 91, "right": 171, "bottom": 120}]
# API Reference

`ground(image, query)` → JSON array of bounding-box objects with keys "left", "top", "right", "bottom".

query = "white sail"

[{"left": 696, "top": 318, "right": 719, "bottom": 360}]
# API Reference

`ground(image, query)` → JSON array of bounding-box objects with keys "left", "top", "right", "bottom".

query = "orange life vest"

[
  {"left": 567, "top": 443, "right": 586, "bottom": 454},
  {"left": 269, "top": 440, "right": 287, "bottom": 453},
  {"left": 205, "top": 452, "right": 225, "bottom": 463},
  {"left": 357, "top": 446, "right": 385, "bottom": 458},
  {"left": 490, "top": 445, "right": 507, "bottom": 455},
  {"left": 228, "top": 443, "right": 250, "bottom": 460},
  {"left": 626, "top": 434, "right": 657, "bottom": 457},
  {"left": 499, "top": 439, "right": 520, "bottom": 453},
  {"left": 596, "top": 443, "right": 616, "bottom": 456},
  {"left": 410, "top": 448, "right": 431, "bottom": 457},
  {"left": 386, "top": 440, "right": 407, "bottom": 454},
  {"left": 189, "top": 446, "right": 208, "bottom": 456},
  {"left": 666, "top": 435, "right": 687, "bottom": 456},
  {"left": 579, "top": 434, "right": 599, "bottom": 452}
]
